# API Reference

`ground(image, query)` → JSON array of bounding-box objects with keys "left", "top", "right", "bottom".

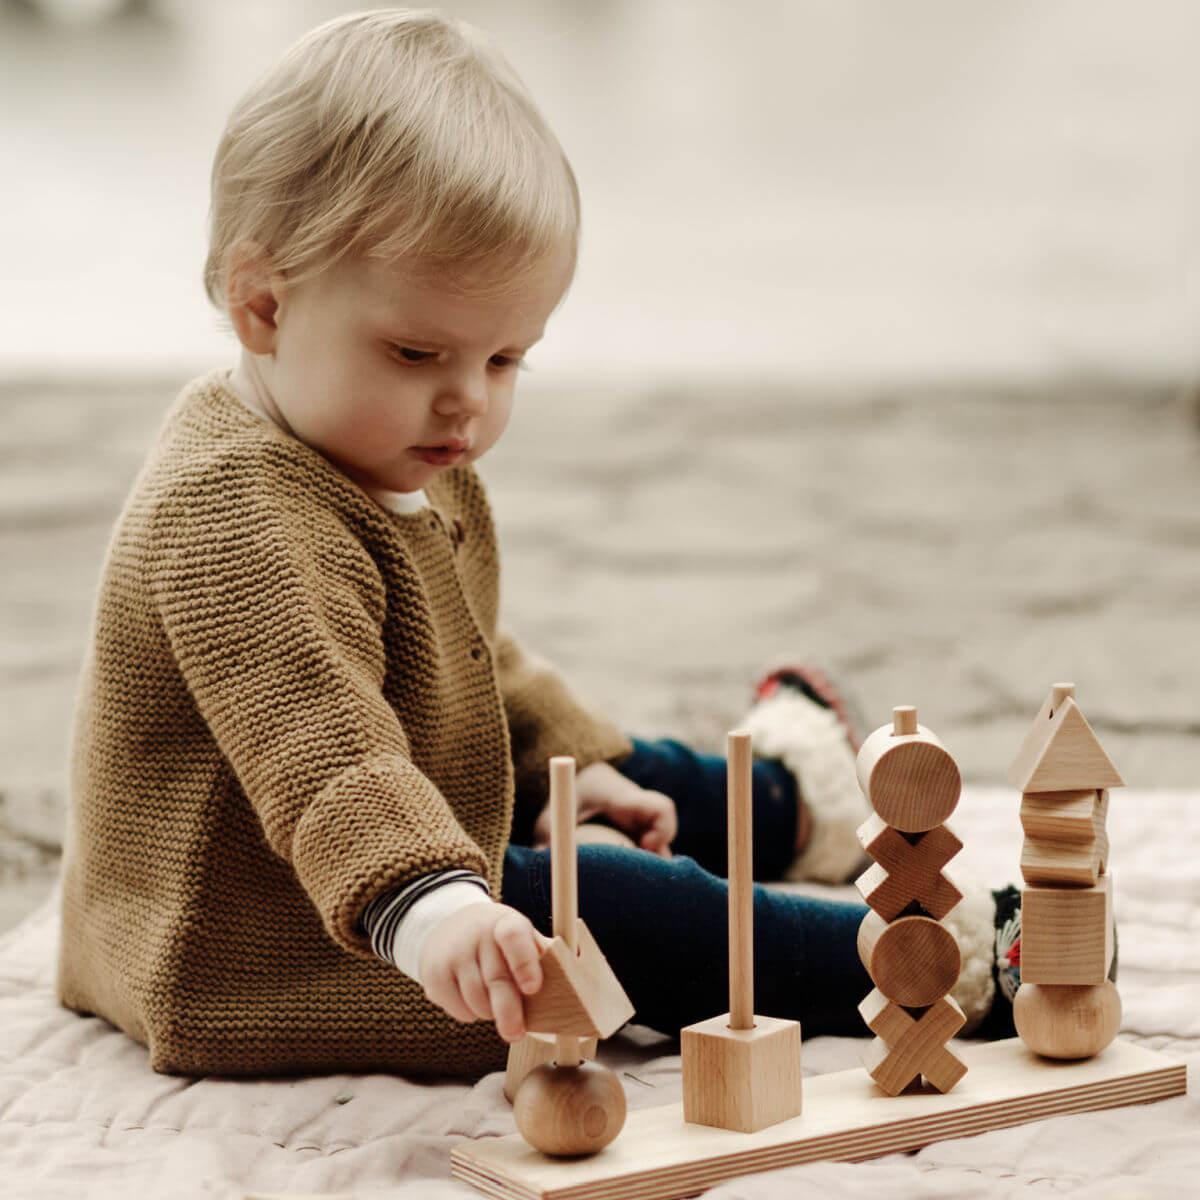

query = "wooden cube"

[
  {"left": 681, "top": 1013, "right": 803, "bottom": 1132},
  {"left": 1021, "top": 874, "right": 1114, "bottom": 985}
]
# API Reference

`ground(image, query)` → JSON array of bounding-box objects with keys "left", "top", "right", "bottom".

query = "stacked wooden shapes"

[
  {"left": 854, "top": 705, "right": 967, "bottom": 1095},
  {"left": 507, "top": 757, "right": 634, "bottom": 1155},
  {"left": 1008, "top": 683, "right": 1124, "bottom": 1060},
  {"left": 680, "top": 730, "right": 804, "bottom": 1132}
]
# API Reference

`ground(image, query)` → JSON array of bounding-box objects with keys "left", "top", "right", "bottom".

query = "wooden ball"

[
  {"left": 1015, "top": 981, "right": 1121, "bottom": 1060},
  {"left": 513, "top": 1060, "right": 627, "bottom": 1157}
]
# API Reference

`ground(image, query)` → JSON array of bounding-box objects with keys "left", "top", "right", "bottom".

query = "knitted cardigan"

[{"left": 56, "top": 369, "right": 633, "bottom": 1079}]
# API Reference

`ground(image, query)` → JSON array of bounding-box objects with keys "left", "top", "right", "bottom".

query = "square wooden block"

[
  {"left": 1021, "top": 874, "right": 1114, "bottom": 985},
  {"left": 681, "top": 1013, "right": 803, "bottom": 1133}
]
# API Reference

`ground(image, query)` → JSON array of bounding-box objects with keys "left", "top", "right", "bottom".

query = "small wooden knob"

[
  {"left": 892, "top": 706, "right": 918, "bottom": 736},
  {"left": 1051, "top": 682, "right": 1077, "bottom": 711},
  {"left": 513, "top": 1060, "right": 627, "bottom": 1157},
  {"left": 1015, "top": 981, "right": 1120, "bottom": 1059}
]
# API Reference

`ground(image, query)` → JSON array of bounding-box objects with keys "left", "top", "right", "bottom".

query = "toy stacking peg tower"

[
  {"left": 1008, "top": 683, "right": 1124, "bottom": 1059},
  {"left": 511, "top": 757, "right": 629, "bottom": 1157},
  {"left": 854, "top": 706, "right": 968, "bottom": 1095},
  {"left": 680, "top": 730, "right": 804, "bottom": 1133}
]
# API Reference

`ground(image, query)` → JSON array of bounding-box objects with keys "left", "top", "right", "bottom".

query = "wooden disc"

[
  {"left": 1014, "top": 981, "right": 1121, "bottom": 1060},
  {"left": 857, "top": 911, "right": 962, "bottom": 1007},
  {"left": 513, "top": 1060, "right": 627, "bottom": 1157},
  {"left": 856, "top": 724, "right": 961, "bottom": 833}
]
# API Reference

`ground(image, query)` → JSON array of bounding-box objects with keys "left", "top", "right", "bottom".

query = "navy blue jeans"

[{"left": 501, "top": 736, "right": 873, "bottom": 1039}]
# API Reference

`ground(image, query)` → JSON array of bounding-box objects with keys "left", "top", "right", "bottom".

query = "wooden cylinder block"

[
  {"left": 856, "top": 717, "right": 961, "bottom": 833},
  {"left": 1014, "top": 981, "right": 1121, "bottom": 1060},
  {"left": 857, "top": 911, "right": 962, "bottom": 1007},
  {"left": 513, "top": 1060, "right": 627, "bottom": 1157}
]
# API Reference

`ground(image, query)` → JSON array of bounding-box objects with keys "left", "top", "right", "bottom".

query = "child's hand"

[
  {"left": 532, "top": 760, "right": 678, "bottom": 858},
  {"left": 419, "top": 903, "right": 552, "bottom": 1043}
]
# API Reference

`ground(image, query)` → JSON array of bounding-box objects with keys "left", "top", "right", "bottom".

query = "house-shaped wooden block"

[
  {"left": 1007, "top": 684, "right": 1124, "bottom": 794},
  {"left": 521, "top": 917, "right": 634, "bottom": 1038}
]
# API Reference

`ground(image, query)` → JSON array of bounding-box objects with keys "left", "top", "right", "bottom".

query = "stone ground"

[{"left": 2, "top": 372, "right": 1198, "bottom": 933}]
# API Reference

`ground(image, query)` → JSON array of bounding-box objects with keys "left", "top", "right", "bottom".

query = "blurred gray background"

[{"left": 2, "top": 0, "right": 1198, "bottom": 933}]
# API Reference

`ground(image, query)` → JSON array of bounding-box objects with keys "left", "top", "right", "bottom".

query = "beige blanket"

[{"left": 2, "top": 788, "right": 1196, "bottom": 1198}]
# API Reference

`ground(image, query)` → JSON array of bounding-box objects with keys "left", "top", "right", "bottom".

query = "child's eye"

[
  {"left": 490, "top": 355, "right": 530, "bottom": 371},
  {"left": 393, "top": 346, "right": 434, "bottom": 364}
]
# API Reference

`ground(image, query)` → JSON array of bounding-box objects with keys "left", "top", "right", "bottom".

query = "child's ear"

[{"left": 226, "top": 241, "right": 282, "bottom": 355}]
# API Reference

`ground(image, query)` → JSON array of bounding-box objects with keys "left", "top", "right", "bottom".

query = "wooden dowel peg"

[
  {"left": 728, "top": 730, "right": 754, "bottom": 1031},
  {"left": 551, "top": 756, "right": 582, "bottom": 1069}
]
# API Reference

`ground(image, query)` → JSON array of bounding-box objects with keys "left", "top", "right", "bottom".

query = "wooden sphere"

[
  {"left": 856, "top": 716, "right": 961, "bottom": 833},
  {"left": 1015, "top": 981, "right": 1121, "bottom": 1060},
  {"left": 513, "top": 1060, "right": 627, "bottom": 1157},
  {"left": 857, "top": 911, "right": 962, "bottom": 1008}
]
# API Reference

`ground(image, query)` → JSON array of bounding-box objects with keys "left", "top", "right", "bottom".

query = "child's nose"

[{"left": 434, "top": 370, "right": 490, "bottom": 418}]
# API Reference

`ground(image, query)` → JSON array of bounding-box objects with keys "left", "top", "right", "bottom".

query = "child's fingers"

[
  {"left": 454, "top": 959, "right": 494, "bottom": 1023},
  {"left": 493, "top": 912, "right": 546, "bottom": 996},
  {"left": 422, "top": 961, "right": 477, "bottom": 1024},
  {"left": 479, "top": 935, "right": 526, "bottom": 1043}
]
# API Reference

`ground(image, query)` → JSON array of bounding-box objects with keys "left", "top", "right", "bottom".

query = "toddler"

[{"left": 57, "top": 9, "right": 1022, "bottom": 1079}]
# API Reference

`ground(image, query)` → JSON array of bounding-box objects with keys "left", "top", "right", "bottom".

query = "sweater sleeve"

[
  {"left": 493, "top": 625, "right": 634, "bottom": 805},
  {"left": 146, "top": 454, "right": 490, "bottom": 961}
]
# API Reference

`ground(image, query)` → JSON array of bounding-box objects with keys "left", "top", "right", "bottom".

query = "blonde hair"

[{"left": 203, "top": 8, "right": 579, "bottom": 308}]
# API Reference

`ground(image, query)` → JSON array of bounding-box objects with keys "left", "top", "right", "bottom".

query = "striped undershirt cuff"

[{"left": 359, "top": 868, "right": 491, "bottom": 968}]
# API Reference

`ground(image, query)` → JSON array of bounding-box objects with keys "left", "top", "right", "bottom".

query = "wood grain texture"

[
  {"left": 727, "top": 731, "right": 754, "bottom": 1030},
  {"left": 858, "top": 988, "right": 967, "bottom": 1095},
  {"left": 452, "top": 1038, "right": 1187, "bottom": 1200},
  {"left": 1021, "top": 875, "right": 1115, "bottom": 986},
  {"left": 512, "top": 1060, "right": 627, "bottom": 1157},
  {"left": 522, "top": 918, "right": 635, "bottom": 1039},
  {"left": 1020, "top": 789, "right": 1108, "bottom": 886},
  {"left": 504, "top": 1032, "right": 600, "bottom": 1103},
  {"left": 1007, "top": 691, "right": 1125, "bottom": 793},
  {"left": 1015, "top": 981, "right": 1121, "bottom": 1060},
  {"left": 857, "top": 910, "right": 962, "bottom": 1007},
  {"left": 680, "top": 1013, "right": 803, "bottom": 1133},
  {"left": 856, "top": 814, "right": 964, "bottom": 921},
  {"left": 856, "top": 721, "right": 962, "bottom": 833}
]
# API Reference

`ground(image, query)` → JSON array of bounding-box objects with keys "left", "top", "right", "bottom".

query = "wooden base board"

[{"left": 451, "top": 1037, "right": 1185, "bottom": 1200}]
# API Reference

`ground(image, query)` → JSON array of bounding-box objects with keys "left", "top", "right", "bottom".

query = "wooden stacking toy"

[
  {"left": 509, "top": 756, "right": 632, "bottom": 1156},
  {"left": 452, "top": 695, "right": 1185, "bottom": 1200},
  {"left": 1008, "top": 683, "right": 1124, "bottom": 1059},
  {"left": 680, "top": 730, "right": 804, "bottom": 1132},
  {"left": 855, "top": 705, "right": 967, "bottom": 1095}
]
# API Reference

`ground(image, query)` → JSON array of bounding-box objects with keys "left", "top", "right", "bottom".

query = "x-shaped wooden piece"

[
  {"left": 856, "top": 814, "right": 963, "bottom": 921},
  {"left": 858, "top": 987, "right": 967, "bottom": 1095}
]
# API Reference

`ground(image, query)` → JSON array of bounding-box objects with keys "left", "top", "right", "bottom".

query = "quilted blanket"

[{"left": 2, "top": 788, "right": 1197, "bottom": 1199}]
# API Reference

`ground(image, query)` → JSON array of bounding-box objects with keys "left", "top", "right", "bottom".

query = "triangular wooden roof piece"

[{"left": 1007, "top": 685, "right": 1125, "bottom": 792}]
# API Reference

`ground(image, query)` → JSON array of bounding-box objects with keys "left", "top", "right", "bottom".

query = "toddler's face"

[{"left": 263, "top": 244, "right": 571, "bottom": 494}]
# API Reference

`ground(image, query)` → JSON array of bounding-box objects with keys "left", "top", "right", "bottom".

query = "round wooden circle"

[
  {"left": 513, "top": 1060, "right": 628, "bottom": 1157},
  {"left": 858, "top": 913, "right": 962, "bottom": 1007},
  {"left": 865, "top": 739, "right": 961, "bottom": 832}
]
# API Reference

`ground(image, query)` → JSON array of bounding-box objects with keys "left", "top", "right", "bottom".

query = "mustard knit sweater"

[{"left": 56, "top": 369, "right": 633, "bottom": 1079}]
